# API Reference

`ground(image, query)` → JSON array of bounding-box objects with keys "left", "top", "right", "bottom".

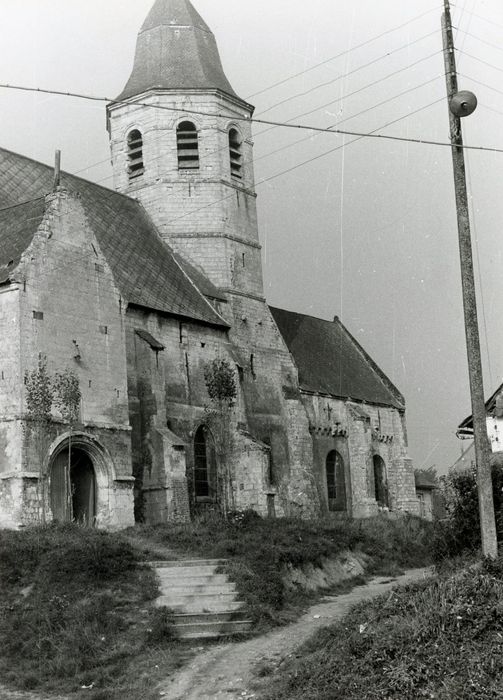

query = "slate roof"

[
  {"left": 269, "top": 307, "right": 404, "bottom": 409},
  {"left": 116, "top": 0, "right": 247, "bottom": 105},
  {"left": 0, "top": 198, "right": 46, "bottom": 284},
  {"left": 0, "top": 147, "right": 226, "bottom": 327}
]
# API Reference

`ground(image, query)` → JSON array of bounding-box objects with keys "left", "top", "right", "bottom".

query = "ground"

[{"left": 157, "top": 567, "right": 431, "bottom": 700}]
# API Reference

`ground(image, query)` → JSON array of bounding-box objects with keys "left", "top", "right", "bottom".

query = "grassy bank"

[
  {"left": 258, "top": 556, "right": 503, "bottom": 699},
  {"left": 0, "top": 524, "right": 189, "bottom": 700},
  {"left": 134, "top": 512, "right": 434, "bottom": 627}
]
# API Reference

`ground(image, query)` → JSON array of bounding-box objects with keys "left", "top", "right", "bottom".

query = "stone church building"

[{"left": 0, "top": 0, "right": 419, "bottom": 528}]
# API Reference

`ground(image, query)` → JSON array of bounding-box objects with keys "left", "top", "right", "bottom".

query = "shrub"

[
  {"left": 433, "top": 462, "right": 503, "bottom": 561},
  {"left": 135, "top": 513, "right": 433, "bottom": 628},
  {"left": 261, "top": 556, "right": 503, "bottom": 699},
  {"left": 0, "top": 524, "right": 177, "bottom": 697}
]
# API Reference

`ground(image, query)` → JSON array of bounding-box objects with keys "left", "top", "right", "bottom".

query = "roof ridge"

[
  {"left": 333, "top": 317, "right": 405, "bottom": 407},
  {"left": 268, "top": 305, "right": 333, "bottom": 325}
]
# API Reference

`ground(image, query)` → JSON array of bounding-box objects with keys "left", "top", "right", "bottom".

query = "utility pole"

[{"left": 442, "top": 0, "right": 498, "bottom": 557}]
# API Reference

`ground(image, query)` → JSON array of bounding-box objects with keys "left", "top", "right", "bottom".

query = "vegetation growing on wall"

[
  {"left": 24, "top": 358, "right": 81, "bottom": 522},
  {"left": 203, "top": 358, "right": 237, "bottom": 517}
]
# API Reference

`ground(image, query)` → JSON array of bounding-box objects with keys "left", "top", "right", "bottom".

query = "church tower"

[{"left": 107, "top": 0, "right": 263, "bottom": 301}]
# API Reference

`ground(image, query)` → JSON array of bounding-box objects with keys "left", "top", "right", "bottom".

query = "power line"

[
  {"left": 2, "top": 83, "right": 503, "bottom": 154},
  {"left": 449, "top": 5, "right": 503, "bottom": 33},
  {"left": 76, "top": 50, "right": 443, "bottom": 177},
  {"left": 455, "top": 28, "right": 503, "bottom": 54},
  {"left": 459, "top": 73, "right": 503, "bottom": 100},
  {"left": 246, "top": 5, "right": 442, "bottom": 99},
  {"left": 91, "top": 73, "right": 444, "bottom": 189},
  {"left": 279, "top": 52, "right": 443, "bottom": 127},
  {"left": 257, "top": 31, "right": 439, "bottom": 116},
  {"left": 457, "top": 50, "right": 503, "bottom": 75},
  {"left": 165, "top": 97, "right": 446, "bottom": 227},
  {"left": 7, "top": 97, "right": 446, "bottom": 291}
]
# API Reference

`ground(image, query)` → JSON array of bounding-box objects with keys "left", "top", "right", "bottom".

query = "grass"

[
  {"left": 132, "top": 511, "right": 434, "bottom": 628},
  {"left": 257, "top": 555, "right": 503, "bottom": 700},
  {"left": 0, "top": 524, "right": 191, "bottom": 699}
]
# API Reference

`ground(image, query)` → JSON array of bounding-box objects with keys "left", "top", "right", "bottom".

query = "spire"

[{"left": 116, "top": 0, "right": 242, "bottom": 102}]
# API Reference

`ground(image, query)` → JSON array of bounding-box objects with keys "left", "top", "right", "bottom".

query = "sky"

[{"left": 1, "top": 0, "right": 503, "bottom": 474}]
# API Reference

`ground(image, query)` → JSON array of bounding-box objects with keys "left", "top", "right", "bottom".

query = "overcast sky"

[{"left": 1, "top": 0, "right": 503, "bottom": 473}]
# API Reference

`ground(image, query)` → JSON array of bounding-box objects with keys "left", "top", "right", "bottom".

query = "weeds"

[
  {"left": 260, "top": 556, "right": 503, "bottom": 699},
  {"left": 133, "top": 511, "right": 433, "bottom": 628},
  {"left": 0, "top": 524, "right": 186, "bottom": 699}
]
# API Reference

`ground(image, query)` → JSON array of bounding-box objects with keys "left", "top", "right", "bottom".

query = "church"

[{"left": 0, "top": 0, "right": 419, "bottom": 528}]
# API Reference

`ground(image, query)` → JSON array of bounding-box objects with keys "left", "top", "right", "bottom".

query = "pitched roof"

[
  {"left": 0, "top": 147, "right": 226, "bottom": 327},
  {"left": 414, "top": 472, "right": 437, "bottom": 490},
  {"left": 0, "top": 198, "right": 46, "bottom": 284},
  {"left": 269, "top": 307, "right": 404, "bottom": 409},
  {"left": 116, "top": 0, "right": 247, "bottom": 105},
  {"left": 457, "top": 381, "right": 503, "bottom": 435}
]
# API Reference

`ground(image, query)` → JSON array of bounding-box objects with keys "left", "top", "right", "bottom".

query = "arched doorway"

[
  {"left": 193, "top": 426, "right": 217, "bottom": 504},
  {"left": 50, "top": 446, "right": 97, "bottom": 526},
  {"left": 326, "top": 450, "right": 346, "bottom": 512},
  {"left": 373, "top": 455, "right": 389, "bottom": 508}
]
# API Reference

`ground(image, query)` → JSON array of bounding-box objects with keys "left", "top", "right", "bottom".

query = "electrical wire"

[
  {"left": 4, "top": 95, "right": 445, "bottom": 290},
  {"left": 455, "top": 29, "right": 503, "bottom": 55},
  {"left": 165, "top": 97, "right": 446, "bottom": 227},
  {"left": 457, "top": 50, "right": 503, "bottom": 75},
  {"left": 75, "top": 49, "right": 443, "bottom": 177},
  {"left": 91, "top": 73, "right": 444, "bottom": 190},
  {"left": 257, "top": 31, "right": 439, "bottom": 116},
  {"left": 246, "top": 5, "right": 442, "bottom": 99},
  {"left": 2, "top": 82, "right": 501, "bottom": 154}
]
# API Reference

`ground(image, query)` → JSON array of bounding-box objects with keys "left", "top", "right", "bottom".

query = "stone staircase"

[{"left": 150, "top": 559, "right": 253, "bottom": 639}]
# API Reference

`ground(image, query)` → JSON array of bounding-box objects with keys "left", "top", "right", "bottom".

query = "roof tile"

[
  {"left": 0, "top": 147, "right": 226, "bottom": 328},
  {"left": 270, "top": 306, "right": 404, "bottom": 409}
]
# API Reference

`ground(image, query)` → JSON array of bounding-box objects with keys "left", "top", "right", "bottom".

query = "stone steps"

[{"left": 149, "top": 558, "right": 252, "bottom": 639}]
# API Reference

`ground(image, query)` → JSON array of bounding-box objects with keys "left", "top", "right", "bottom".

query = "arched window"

[
  {"left": 127, "top": 129, "right": 144, "bottom": 180},
  {"left": 229, "top": 128, "right": 242, "bottom": 179},
  {"left": 177, "top": 121, "right": 200, "bottom": 170},
  {"left": 326, "top": 450, "right": 345, "bottom": 512},
  {"left": 194, "top": 425, "right": 216, "bottom": 501},
  {"left": 373, "top": 455, "right": 389, "bottom": 507}
]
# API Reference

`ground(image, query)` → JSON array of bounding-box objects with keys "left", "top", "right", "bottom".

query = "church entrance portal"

[{"left": 50, "top": 446, "right": 97, "bottom": 526}]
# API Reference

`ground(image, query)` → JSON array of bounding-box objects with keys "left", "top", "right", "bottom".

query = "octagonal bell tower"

[{"left": 107, "top": 0, "right": 263, "bottom": 300}]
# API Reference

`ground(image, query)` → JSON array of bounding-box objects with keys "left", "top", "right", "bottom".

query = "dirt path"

[{"left": 158, "top": 567, "right": 432, "bottom": 700}]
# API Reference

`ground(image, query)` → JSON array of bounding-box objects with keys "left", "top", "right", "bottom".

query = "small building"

[
  {"left": 457, "top": 381, "right": 503, "bottom": 455},
  {"left": 414, "top": 472, "right": 437, "bottom": 521}
]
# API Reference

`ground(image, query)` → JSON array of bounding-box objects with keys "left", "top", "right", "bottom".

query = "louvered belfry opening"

[
  {"left": 177, "top": 121, "right": 200, "bottom": 170},
  {"left": 127, "top": 129, "right": 144, "bottom": 180},
  {"left": 229, "top": 127, "right": 242, "bottom": 179}
]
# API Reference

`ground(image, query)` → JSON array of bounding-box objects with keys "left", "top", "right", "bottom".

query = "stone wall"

[
  {"left": 126, "top": 303, "right": 320, "bottom": 523},
  {"left": 0, "top": 190, "right": 134, "bottom": 529},
  {"left": 108, "top": 92, "right": 263, "bottom": 298},
  {"left": 303, "top": 394, "right": 419, "bottom": 518}
]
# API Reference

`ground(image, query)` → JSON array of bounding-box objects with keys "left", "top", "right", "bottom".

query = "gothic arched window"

[
  {"left": 229, "top": 128, "right": 242, "bottom": 179},
  {"left": 373, "top": 455, "right": 389, "bottom": 507},
  {"left": 177, "top": 121, "right": 200, "bottom": 170},
  {"left": 194, "top": 425, "right": 216, "bottom": 501},
  {"left": 326, "top": 450, "right": 345, "bottom": 512},
  {"left": 127, "top": 129, "right": 144, "bottom": 180}
]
